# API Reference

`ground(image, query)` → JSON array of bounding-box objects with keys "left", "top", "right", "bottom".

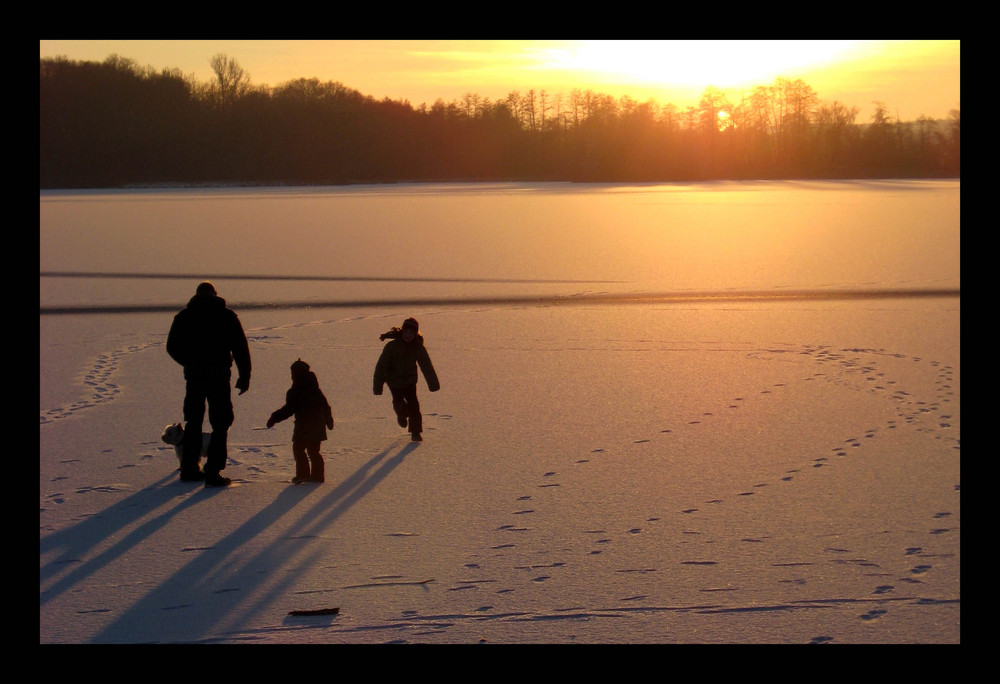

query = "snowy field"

[
  {"left": 41, "top": 181, "right": 959, "bottom": 643},
  {"left": 40, "top": 296, "right": 959, "bottom": 643}
]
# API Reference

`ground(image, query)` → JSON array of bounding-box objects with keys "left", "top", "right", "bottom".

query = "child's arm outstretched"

[{"left": 267, "top": 391, "right": 296, "bottom": 428}]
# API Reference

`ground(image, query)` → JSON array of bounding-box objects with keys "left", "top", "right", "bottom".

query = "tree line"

[{"left": 40, "top": 53, "right": 960, "bottom": 189}]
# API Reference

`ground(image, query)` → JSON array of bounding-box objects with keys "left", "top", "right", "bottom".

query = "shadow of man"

[
  {"left": 87, "top": 439, "right": 419, "bottom": 643},
  {"left": 41, "top": 472, "right": 196, "bottom": 605}
]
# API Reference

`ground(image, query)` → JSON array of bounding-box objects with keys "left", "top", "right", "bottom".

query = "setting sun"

[
  {"left": 539, "top": 40, "right": 865, "bottom": 91},
  {"left": 40, "top": 40, "right": 959, "bottom": 121}
]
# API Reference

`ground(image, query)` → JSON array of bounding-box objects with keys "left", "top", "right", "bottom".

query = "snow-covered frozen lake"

[{"left": 40, "top": 180, "right": 960, "bottom": 643}]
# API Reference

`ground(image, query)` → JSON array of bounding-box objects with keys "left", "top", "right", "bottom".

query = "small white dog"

[{"left": 161, "top": 423, "right": 210, "bottom": 468}]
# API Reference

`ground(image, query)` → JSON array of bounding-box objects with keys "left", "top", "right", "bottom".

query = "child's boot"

[
  {"left": 308, "top": 456, "right": 325, "bottom": 483},
  {"left": 292, "top": 451, "right": 311, "bottom": 484}
]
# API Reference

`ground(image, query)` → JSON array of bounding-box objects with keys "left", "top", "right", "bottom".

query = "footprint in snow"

[{"left": 860, "top": 609, "right": 887, "bottom": 621}]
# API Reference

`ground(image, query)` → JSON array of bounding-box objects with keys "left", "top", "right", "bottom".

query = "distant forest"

[{"left": 40, "top": 53, "right": 960, "bottom": 189}]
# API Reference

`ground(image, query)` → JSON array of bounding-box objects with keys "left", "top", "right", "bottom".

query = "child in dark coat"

[
  {"left": 267, "top": 359, "right": 334, "bottom": 483},
  {"left": 374, "top": 317, "right": 440, "bottom": 441}
]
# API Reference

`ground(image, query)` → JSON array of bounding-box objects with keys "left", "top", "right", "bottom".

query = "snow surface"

[{"left": 41, "top": 297, "right": 960, "bottom": 644}]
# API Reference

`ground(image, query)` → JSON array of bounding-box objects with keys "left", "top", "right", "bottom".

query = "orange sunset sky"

[{"left": 39, "top": 40, "right": 959, "bottom": 121}]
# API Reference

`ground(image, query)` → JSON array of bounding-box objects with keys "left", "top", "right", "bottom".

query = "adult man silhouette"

[{"left": 166, "top": 281, "right": 251, "bottom": 487}]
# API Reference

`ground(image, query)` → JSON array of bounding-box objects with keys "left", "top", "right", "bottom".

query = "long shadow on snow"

[
  {"left": 207, "top": 439, "right": 422, "bottom": 639},
  {"left": 41, "top": 471, "right": 202, "bottom": 605},
  {"left": 88, "top": 439, "right": 417, "bottom": 643}
]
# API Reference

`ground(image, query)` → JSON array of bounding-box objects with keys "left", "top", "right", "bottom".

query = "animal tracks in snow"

[
  {"left": 433, "top": 342, "right": 959, "bottom": 642},
  {"left": 40, "top": 342, "right": 160, "bottom": 425},
  {"left": 40, "top": 304, "right": 958, "bottom": 642}
]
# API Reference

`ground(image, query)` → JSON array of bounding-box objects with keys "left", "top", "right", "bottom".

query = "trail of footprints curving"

[
  {"left": 42, "top": 324, "right": 958, "bottom": 639},
  {"left": 39, "top": 311, "right": 408, "bottom": 427},
  {"left": 40, "top": 342, "right": 162, "bottom": 425},
  {"left": 447, "top": 343, "right": 959, "bottom": 640}
]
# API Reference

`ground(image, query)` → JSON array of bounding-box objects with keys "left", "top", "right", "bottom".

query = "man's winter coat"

[
  {"left": 373, "top": 334, "right": 440, "bottom": 394},
  {"left": 167, "top": 292, "right": 251, "bottom": 383}
]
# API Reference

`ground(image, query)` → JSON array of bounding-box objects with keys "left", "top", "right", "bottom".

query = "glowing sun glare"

[{"left": 545, "top": 40, "right": 864, "bottom": 91}]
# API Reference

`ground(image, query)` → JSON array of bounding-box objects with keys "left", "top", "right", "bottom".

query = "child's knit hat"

[{"left": 290, "top": 358, "right": 310, "bottom": 378}]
